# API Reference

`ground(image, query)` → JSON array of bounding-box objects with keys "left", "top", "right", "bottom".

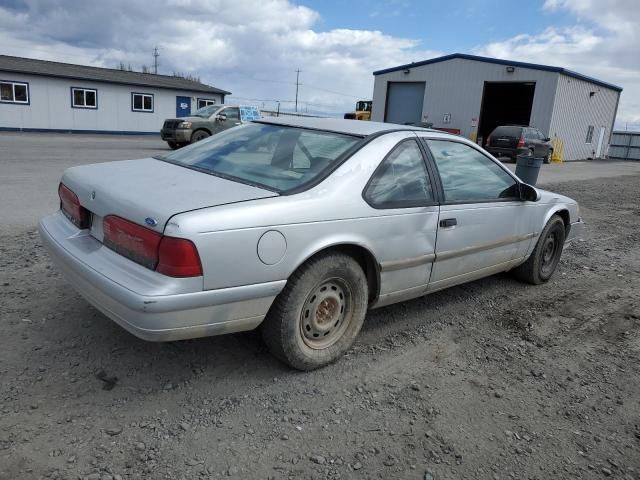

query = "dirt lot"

[{"left": 1, "top": 136, "right": 639, "bottom": 479}]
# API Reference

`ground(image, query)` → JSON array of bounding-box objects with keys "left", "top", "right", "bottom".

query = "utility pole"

[
  {"left": 153, "top": 47, "right": 159, "bottom": 74},
  {"left": 295, "top": 69, "right": 301, "bottom": 112}
]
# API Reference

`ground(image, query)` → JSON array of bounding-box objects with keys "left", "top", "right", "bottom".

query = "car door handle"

[{"left": 440, "top": 218, "right": 457, "bottom": 228}]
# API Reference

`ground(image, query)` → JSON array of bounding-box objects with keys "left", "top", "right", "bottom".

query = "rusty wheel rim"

[{"left": 300, "top": 278, "right": 351, "bottom": 350}]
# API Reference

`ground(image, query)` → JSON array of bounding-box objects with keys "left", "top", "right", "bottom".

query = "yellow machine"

[{"left": 344, "top": 100, "right": 372, "bottom": 121}]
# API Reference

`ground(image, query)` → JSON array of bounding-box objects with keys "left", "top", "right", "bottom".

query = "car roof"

[{"left": 255, "top": 116, "right": 435, "bottom": 138}]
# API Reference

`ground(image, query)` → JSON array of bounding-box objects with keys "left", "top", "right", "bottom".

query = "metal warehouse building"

[
  {"left": 0, "top": 55, "right": 230, "bottom": 134},
  {"left": 372, "top": 53, "right": 622, "bottom": 161}
]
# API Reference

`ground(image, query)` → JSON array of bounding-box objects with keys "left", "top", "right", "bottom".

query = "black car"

[{"left": 486, "top": 125, "right": 553, "bottom": 163}]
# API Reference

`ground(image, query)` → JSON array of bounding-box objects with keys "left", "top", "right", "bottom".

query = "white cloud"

[
  {"left": 476, "top": 0, "right": 640, "bottom": 126},
  {"left": 0, "top": 0, "right": 439, "bottom": 115},
  {"left": 1, "top": 0, "right": 637, "bottom": 125}
]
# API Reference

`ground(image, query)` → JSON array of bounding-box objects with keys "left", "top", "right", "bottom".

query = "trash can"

[{"left": 515, "top": 155, "right": 543, "bottom": 186}]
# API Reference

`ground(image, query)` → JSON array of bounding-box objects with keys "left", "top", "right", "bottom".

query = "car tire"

[
  {"left": 167, "top": 141, "right": 180, "bottom": 150},
  {"left": 261, "top": 252, "right": 369, "bottom": 370},
  {"left": 512, "top": 215, "right": 566, "bottom": 285},
  {"left": 543, "top": 149, "right": 552, "bottom": 164},
  {"left": 190, "top": 130, "right": 210, "bottom": 143}
]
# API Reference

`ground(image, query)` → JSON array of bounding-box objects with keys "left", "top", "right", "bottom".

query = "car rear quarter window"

[
  {"left": 364, "top": 140, "right": 434, "bottom": 209},
  {"left": 427, "top": 140, "right": 518, "bottom": 203}
]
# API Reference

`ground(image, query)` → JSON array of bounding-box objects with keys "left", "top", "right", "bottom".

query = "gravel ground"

[{"left": 1, "top": 174, "right": 639, "bottom": 480}]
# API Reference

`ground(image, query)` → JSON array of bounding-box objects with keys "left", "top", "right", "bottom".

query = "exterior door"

[
  {"left": 420, "top": 138, "right": 533, "bottom": 292},
  {"left": 384, "top": 82, "right": 425, "bottom": 124},
  {"left": 362, "top": 138, "right": 439, "bottom": 307},
  {"left": 176, "top": 96, "right": 191, "bottom": 117},
  {"left": 596, "top": 126, "right": 606, "bottom": 158}
]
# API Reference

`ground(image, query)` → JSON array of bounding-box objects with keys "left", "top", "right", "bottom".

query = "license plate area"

[{"left": 90, "top": 213, "right": 104, "bottom": 242}]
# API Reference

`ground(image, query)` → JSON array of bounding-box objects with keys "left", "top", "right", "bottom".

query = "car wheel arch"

[
  {"left": 192, "top": 128, "right": 212, "bottom": 137},
  {"left": 542, "top": 207, "right": 570, "bottom": 237},
  {"left": 286, "top": 243, "right": 381, "bottom": 306}
]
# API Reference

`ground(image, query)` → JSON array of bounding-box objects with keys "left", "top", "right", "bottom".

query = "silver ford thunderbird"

[{"left": 39, "top": 117, "right": 584, "bottom": 370}]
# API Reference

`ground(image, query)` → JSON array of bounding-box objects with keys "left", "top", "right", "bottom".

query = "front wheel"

[
  {"left": 261, "top": 252, "right": 369, "bottom": 370},
  {"left": 513, "top": 215, "right": 566, "bottom": 285},
  {"left": 167, "top": 141, "right": 180, "bottom": 150},
  {"left": 190, "top": 130, "right": 210, "bottom": 143}
]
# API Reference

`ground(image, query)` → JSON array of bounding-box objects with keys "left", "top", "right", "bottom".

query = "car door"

[
  {"left": 362, "top": 138, "right": 440, "bottom": 307},
  {"left": 536, "top": 129, "right": 551, "bottom": 157},
  {"left": 419, "top": 138, "right": 534, "bottom": 292},
  {"left": 523, "top": 128, "right": 537, "bottom": 156},
  {"left": 222, "top": 107, "right": 241, "bottom": 129}
]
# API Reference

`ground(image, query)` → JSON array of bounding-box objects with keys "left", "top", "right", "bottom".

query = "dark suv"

[{"left": 486, "top": 125, "right": 552, "bottom": 163}]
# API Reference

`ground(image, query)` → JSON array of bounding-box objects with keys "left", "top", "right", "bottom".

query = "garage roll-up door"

[{"left": 384, "top": 82, "right": 425, "bottom": 124}]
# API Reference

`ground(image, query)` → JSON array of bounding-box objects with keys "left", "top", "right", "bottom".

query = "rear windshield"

[
  {"left": 156, "top": 123, "right": 361, "bottom": 193},
  {"left": 490, "top": 126, "right": 522, "bottom": 137}
]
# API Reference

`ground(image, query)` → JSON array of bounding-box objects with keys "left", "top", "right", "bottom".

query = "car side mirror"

[
  {"left": 216, "top": 114, "right": 227, "bottom": 121},
  {"left": 544, "top": 137, "right": 551, "bottom": 142},
  {"left": 520, "top": 183, "right": 540, "bottom": 202}
]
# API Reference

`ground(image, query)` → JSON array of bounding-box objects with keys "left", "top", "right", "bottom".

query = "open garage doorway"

[{"left": 477, "top": 82, "right": 535, "bottom": 145}]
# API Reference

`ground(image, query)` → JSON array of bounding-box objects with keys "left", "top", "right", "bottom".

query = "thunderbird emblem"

[{"left": 145, "top": 217, "right": 158, "bottom": 227}]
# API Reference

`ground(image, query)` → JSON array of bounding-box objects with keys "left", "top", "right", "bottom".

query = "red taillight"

[
  {"left": 102, "top": 215, "right": 203, "bottom": 277},
  {"left": 58, "top": 183, "right": 91, "bottom": 229},
  {"left": 157, "top": 237, "right": 203, "bottom": 277},
  {"left": 517, "top": 135, "right": 525, "bottom": 148},
  {"left": 103, "top": 215, "right": 162, "bottom": 269}
]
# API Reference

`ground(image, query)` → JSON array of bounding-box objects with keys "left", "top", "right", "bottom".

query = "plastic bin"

[{"left": 515, "top": 155, "right": 543, "bottom": 186}]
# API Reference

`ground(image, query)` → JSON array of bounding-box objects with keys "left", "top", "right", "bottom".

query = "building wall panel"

[
  {"left": 372, "top": 58, "right": 558, "bottom": 141},
  {"left": 0, "top": 72, "right": 223, "bottom": 133},
  {"left": 549, "top": 74, "right": 620, "bottom": 160}
]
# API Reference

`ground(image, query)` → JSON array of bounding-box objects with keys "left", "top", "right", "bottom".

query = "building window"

[
  {"left": 132, "top": 92, "right": 154, "bottom": 112},
  {"left": 71, "top": 87, "right": 97, "bottom": 109},
  {"left": 0, "top": 80, "right": 29, "bottom": 104},
  {"left": 585, "top": 125, "right": 594, "bottom": 144},
  {"left": 197, "top": 98, "right": 216, "bottom": 109}
]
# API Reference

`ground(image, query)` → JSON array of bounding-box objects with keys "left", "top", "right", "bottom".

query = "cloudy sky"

[{"left": 0, "top": 0, "right": 638, "bottom": 126}]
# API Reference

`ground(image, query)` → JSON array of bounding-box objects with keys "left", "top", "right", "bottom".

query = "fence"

[{"left": 608, "top": 131, "right": 640, "bottom": 160}]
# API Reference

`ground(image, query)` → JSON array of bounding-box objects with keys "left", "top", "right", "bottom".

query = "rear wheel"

[
  {"left": 513, "top": 215, "right": 566, "bottom": 285},
  {"left": 167, "top": 141, "right": 180, "bottom": 150},
  {"left": 190, "top": 130, "right": 210, "bottom": 143},
  {"left": 261, "top": 252, "right": 369, "bottom": 370}
]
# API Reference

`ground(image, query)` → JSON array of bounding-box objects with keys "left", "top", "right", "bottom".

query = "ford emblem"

[{"left": 145, "top": 217, "right": 158, "bottom": 227}]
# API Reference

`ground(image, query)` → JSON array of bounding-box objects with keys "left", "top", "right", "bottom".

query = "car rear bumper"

[
  {"left": 566, "top": 217, "right": 585, "bottom": 243},
  {"left": 487, "top": 147, "right": 528, "bottom": 160},
  {"left": 160, "top": 128, "right": 192, "bottom": 144},
  {"left": 39, "top": 211, "right": 285, "bottom": 341}
]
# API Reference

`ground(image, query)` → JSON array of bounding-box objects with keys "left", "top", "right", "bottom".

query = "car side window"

[
  {"left": 427, "top": 140, "right": 519, "bottom": 202},
  {"left": 364, "top": 140, "right": 434, "bottom": 208},
  {"left": 225, "top": 108, "right": 240, "bottom": 120}
]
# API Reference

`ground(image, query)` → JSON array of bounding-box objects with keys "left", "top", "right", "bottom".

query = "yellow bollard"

[{"left": 550, "top": 135, "right": 564, "bottom": 163}]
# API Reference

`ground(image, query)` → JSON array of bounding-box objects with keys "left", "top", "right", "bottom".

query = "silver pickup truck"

[{"left": 160, "top": 105, "right": 260, "bottom": 149}]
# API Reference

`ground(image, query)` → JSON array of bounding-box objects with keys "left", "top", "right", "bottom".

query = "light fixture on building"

[{"left": 506, "top": 66, "right": 515, "bottom": 73}]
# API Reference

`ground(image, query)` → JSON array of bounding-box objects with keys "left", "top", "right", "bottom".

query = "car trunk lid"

[{"left": 61, "top": 158, "right": 278, "bottom": 237}]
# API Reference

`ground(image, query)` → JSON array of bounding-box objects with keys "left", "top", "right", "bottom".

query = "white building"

[
  {"left": 0, "top": 55, "right": 230, "bottom": 134},
  {"left": 372, "top": 53, "right": 622, "bottom": 161}
]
